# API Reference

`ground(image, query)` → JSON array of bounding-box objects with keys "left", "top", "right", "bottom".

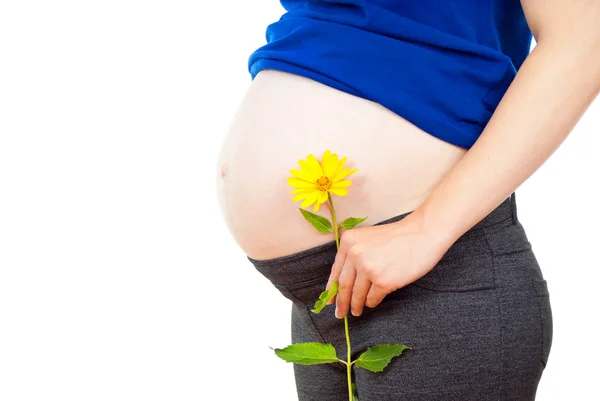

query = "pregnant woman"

[{"left": 216, "top": 1, "right": 600, "bottom": 400}]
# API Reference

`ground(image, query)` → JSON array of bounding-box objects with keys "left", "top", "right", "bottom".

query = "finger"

[
  {"left": 335, "top": 258, "right": 356, "bottom": 319},
  {"left": 326, "top": 248, "right": 346, "bottom": 290},
  {"left": 326, "top": 247, "right": 349, "bottom": 305},
  {"left": 365, "top": 283, "right": 389, "bottom": 309},
  {"left": 327, "top": 230, "right": 357, "bottom": 303},
  {"left": 350, "top": 271, "right": 371, "bottom": 317}
]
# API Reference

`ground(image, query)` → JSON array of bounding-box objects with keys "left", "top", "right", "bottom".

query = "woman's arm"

[
  {"left": 330, "top": 0, "right": 600, "bottom": 319},
  {"left": 412, "top": 0, "right": 600, "bottom": 247}
]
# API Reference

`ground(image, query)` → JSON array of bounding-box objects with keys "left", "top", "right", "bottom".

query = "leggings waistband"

[{"left": 247, "top": 192, "right": 518, "bottom": 287}]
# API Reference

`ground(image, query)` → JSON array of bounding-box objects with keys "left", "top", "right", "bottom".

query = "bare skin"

[{"left": 216, "top": 69, "right": 466, "bottom": 260}]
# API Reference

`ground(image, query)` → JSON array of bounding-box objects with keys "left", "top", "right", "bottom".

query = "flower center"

[{"left": 316, "top": 176, "right": 332, "bottom": 191}]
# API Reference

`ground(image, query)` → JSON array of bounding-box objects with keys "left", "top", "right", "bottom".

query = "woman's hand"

[{"left": 326, "top": 211, "right": 453, "bottom": 318}]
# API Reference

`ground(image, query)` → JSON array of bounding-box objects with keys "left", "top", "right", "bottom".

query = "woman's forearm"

[{"left": 407, "top": 37, "right": 600, "bottom": 247}]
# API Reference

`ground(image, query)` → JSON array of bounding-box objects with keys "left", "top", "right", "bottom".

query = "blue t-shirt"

[{"left": 247, "top": 0, "right": 532, "bottom": 149}]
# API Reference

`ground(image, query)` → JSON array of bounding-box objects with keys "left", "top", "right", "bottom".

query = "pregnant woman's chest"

[{"left": 216, "top": 70, "right": 466, "bottom": 261}]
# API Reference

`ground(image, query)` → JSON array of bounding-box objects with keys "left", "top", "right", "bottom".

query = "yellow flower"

[{"left": 287, "top": 149, "right": 359, "bottom": 212}]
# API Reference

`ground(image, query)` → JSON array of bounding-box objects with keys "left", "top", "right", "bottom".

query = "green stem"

[
  {"left": 345, "top": 314, "right": 352, "bottom": 401},
  {"left": 329, "top": 193, "right": 340, "bottom": 249},
  {"left": 328, "top": 193, "right": 352, "bottom": 401}
]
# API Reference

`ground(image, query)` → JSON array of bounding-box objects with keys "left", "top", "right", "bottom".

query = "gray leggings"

[{"left": 247, "top": 192, "right": 553, "bottom": 400}]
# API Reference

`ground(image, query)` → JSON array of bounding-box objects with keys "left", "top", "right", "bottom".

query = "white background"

[{"left": 0, "top": 1, "right": 598, "bottom": 400}]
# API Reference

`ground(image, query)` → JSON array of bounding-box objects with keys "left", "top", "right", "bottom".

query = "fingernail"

[{"left": 335, "top": 307, "right": 340, "bottom": 319}]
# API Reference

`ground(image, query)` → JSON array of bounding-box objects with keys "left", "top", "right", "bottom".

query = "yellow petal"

[
  {"left": 290, "top": 168, "right": 315, "bottom": 182},
  {"left": 306, "top": 154, "right": 324, "bottom": 177},
  {"left": 329, "top": 187, "right": 349, "bottom": 196},
  {"left": 331, "top": 180, "right": 352, "bottom": 188},
  {"left": 291, "top": 188, "right": 314, "bottom": 194},
  {"left": 301, "top": 190, "right": 320, "bottom": 209},
  {"left": 332, "top": 167, "right": 359, "bottom": 183},
  {"left": 293, "top": 191, "right": 312, "bottom": 202},
  {"left": 317, "top": 190, "right": 329, "bottom": 204},
  {"left": 321, "top": 149, "right": 331, "bottom": 171},
  {"left": 313, "top": 191, "right": 329, "bottom": 212},
  {"left": 332, "top": 155, "right": 347, "bottom": 178},
  {"left": 322, "top": 150, "right": 339, "bottom": 178},
  {"left": 297, "top": 159, "right": 320, "bottom": 181},
  {"left": 288, "top": 177, "right": 315, "bottom": 189}
]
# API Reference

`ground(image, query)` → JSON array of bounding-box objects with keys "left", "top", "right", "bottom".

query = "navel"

[{"left": 220, "top": 160, "right": 228, "bottom": 178}]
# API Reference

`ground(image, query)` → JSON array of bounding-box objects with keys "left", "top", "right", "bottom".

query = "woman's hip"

[
  {"left": 248, "top": 192, "right": 552, "bottom": 399},
  {"left": 247, "top": 192, "right": 548, "bottom": 305}
]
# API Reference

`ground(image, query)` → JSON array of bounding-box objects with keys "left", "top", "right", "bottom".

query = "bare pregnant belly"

[{"left": 216, "top": 69, "right": 467, "bottom": 261}]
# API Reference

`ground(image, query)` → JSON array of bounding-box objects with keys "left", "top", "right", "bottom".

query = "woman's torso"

[{"left": 216, "top": 69, "right": 467, "bottom": 260}]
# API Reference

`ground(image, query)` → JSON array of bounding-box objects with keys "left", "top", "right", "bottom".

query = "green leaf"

[
  {"left": 311, "top": 281, "right": 339, "bottom": 314},
  {"left": 299, "top": 208, "right": 333, "bottom": 234},
  {"left": 273, "top": 342, "right": 339, "bottom": 365},
  {"left": 340, "top": 216, "right": 368, "bottom": 230},
  {"left": 354, "top": 344, "right": 411, "bottom": 373},
  {"left": 352, "top": 382, "right": 359, "bottom": 401}
]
